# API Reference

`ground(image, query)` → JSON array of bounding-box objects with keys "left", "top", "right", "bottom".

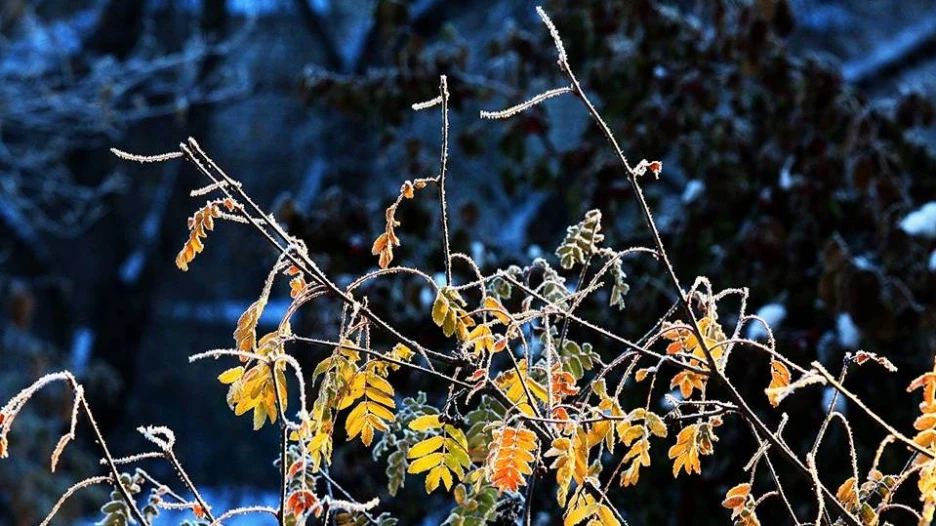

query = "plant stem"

[
  {"left": 437, "top": 75, "right": 453, "bottom": 286},
  {"left": 534, "top": 7, "right": 861, "bottom": 525},
  {"left": 166, "top": 449, "right": 216, "bottom": 523},
  {"left": 79, "top": 396, "right": 149, "bottom": 525}
]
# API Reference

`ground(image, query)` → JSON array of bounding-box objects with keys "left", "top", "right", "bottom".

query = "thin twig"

[
  {"left": 812, "top": 362, "right": 932, "bottom": 459},
  {"left": 533, "top": 7, "right": 861, "bottom": 524},
  {"left": 480, "top": 86, "right": 572, "bottom": 119},
  {"left": 39, "top": 475, "right": 112, "bottom": 526}
]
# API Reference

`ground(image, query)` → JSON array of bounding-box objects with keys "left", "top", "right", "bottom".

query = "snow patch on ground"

[
  {"left": 681, "top": 180, "right": 705, "bottom": 204},
  {"left": 822, "top": 386, "right": 848, "bottom": 415},
  {"left": 70, "top": 327, "right": 94, "bottom": 376},
  {"left": 746, "top": 303, "right": 786, "bottom": 340},
  {"left": 836, "top": 313, "right": 860, "bottom": 349},
  {"left": 900, "top": 202, "right": 936, "bottom": 239}
]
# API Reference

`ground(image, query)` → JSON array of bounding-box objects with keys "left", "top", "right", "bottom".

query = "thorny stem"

[
  {"left": 813, "top": 362, "right": 933, "bottom": 459},
  {"left": 437, "top": 75, "right": 454, "bottom": 286},
  {"left": 811, "top": 362, "right": 848, "bottom": 462},
  {"left": 100, "top": 9, "right": 922, "bottom": 524},
  {"left": 39, "top": 475, "right": 112, "bottom": 526},
  {"left": 290, "top": 336, "right": 472, "bottom": 388},
  {"left": 80, "top": 396, "right": 150, "bottom": 525},
  {"left": 8, "top": 374, "right": 145, "bottom": 523},
  {"left": 523, "top": 472, "right": 537, "bottom": 526},
  {"left": 501, "top": 273, "right": 705, "bottom": 375},
  {"left": 166, "top": 448, "right": 216, "bottom": 523},
  {"left": 584, "top": 479, "right": 628, "bottom": 525},
  {"left": 174, "top": 139, "right": 462, "bottom": 371},
  {"left": 742, "top": 418, "right": 800, "bottom": 524},
  {"left": 533, "top": 6, "right": 861, "bottom": 525},
  {"left": 208, "top": 506, "right": 279, "bottom": 525},
  {"left": 135, "top": 468, "right": 189, "bottom": 504},
  {"left": 555, "top": 218, "right": 600, "bottom": 371},
  {"left": 269, "top": 363, "right": 289, "bottom": 525}
]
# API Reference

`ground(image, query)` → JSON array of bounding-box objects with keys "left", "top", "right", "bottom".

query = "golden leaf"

[
  {"left": 234, "top": 299, "right": 266, "bottom": 357},
  {"left": 176, "top": 201, "right": 223, "bottom": 271},
  {"left": 487, "top": 426, "right": 537, "bottom": 493},
  {"left": 668, "top": 425, "right": 702, "bottom": 477},
  {"left": 406, "top": 423, "right": 472, "bottom": 494},
  {"left": 765, "top": 360, "right": 790, "bottom": 408}
]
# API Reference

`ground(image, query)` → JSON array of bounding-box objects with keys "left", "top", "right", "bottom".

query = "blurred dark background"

[{"left": 2, "top": 0, "right": 936, "bottom": 524}]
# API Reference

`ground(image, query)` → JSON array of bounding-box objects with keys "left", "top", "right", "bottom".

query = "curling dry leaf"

[
  {"left": 341, "top": 352, "right": 410, "bottom": 446},
  {"left": 465, "top": 323, "right": 497, "bottom": 356},
  {"left": 765, "top": 360, "right": 790, "bottom": 408},
  {"left": 372, "top": 178, "right": 430, "bottom": 268},
  {"left": 909, "top": 361, "right": 936, "bottom": 524},
  {"left": 556, "top": 209, "right": 604, "bottom": 269},
  {"left": 564, "top": 487, "right": 620, "bottom": 526},
  {"left": 635, "top": 368, "right": 653, "bottom": 383},
  {"left": 285, "top": 489, "right": 323, "bottom": 520},
  {"left": 836, "top": 477, "right": 860, "bottom": 512},
  {"left": 853, "top": 351, "right": 898, "bottom": 372},
  {"left": 407, "top": 416, "right": 472, "bottom": 493},
  {"left": 668, "top": 418, "right": 720, "bottom": 478},
  {"left": 176, "top": 199, "right": 235, "bottom": 271},
  {"left": 662, "top": 314, "right": 726, "bottom": 398},
  {"left": 494, "top": 359, "right": 548, "bottom": 416},
  {"left": 220, "top": 332, "right": 287, "bottom": 430},
  {"left": 486, "top": 426, "right": 537, "bottom": 493},
  {"left": 234, "top": 299, "right": 266, "bottom": 356},
  {"left": 483, "top": 296, "right": 513, "bottom": 325},
  {"left": 618, "top": 409, "right": 667, "bottom": 488},
  {"left": 432, "top": 287, "right": 475, "bottom": 340},
  {"left": 722, "top": 483, "right": 760, "bottom": 526},
  {"left": 545, "top": 428, "right": 588, "bottom": 506}
]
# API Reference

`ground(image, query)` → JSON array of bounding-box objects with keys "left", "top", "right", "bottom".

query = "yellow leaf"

[
  {"left": 409, "top": 415, "right": 442, "bottom": 432},
  {"left": 565, "top": 492, "right": 599, "bottom": 526},
  {"left": 668, "top": 425, "right": 702, "bottom": 477},
  {"left": 218, "top": 366, "right": 244, "bottom": 384},
  {"left": 483, "top": 297, "right": 512, "bottom": 324},
  {"left": 432, "top": 292, "right": 449, "bottom": 326},
  {"left": 765, "top": 360, "right": 791, "bottom": 408},
  {"left": 409, "top": 453, "right": 445, "bottom": 475},
  {"left": 234, "top": 299, "right": 266, "bottom": 355},
  {"left": 426, "top": 465, "right": 448, "bottom": 493},
  {"left": 645, "top": 412, "right": 668, "bottom": 438},
  {"left": 596, "top": 505, "right": 620, "bottom": 526},
  {"left": 408, "top": 436, "right": 445, "bottom": 459}
]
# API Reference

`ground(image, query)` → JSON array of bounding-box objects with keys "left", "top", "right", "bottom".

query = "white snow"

[
  {"left": 420, "top": 285, "right": 434, "bottom": 309},
  {"left": 899, "top": 202, "right": 936, "bottom": 239},
  {"left": 471, "top": 241, "right": 486, "bottom": 265},
  {"left": 681, "top": 180, "right": 705, "bottom": 204},
  {"left": 168, "top": 299, "right": 289, "bottom": 327},
  {"left": 836, "top": 313, "right": 860, "bottom": 349},
  {"left": 70, "top": 327, "right": 94, "bottom": 376},
  {"left": 779, "top": 159, "right": 794, "bottom": 190},
  {"left": 821, "top": 386, "right": 848, "bottom": 415},
  {"left": 119, "top": 250, "right": 145, "bottom": 284},
  {"left": 746, "top": 303, "right": 786, "bottom": 340}
]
